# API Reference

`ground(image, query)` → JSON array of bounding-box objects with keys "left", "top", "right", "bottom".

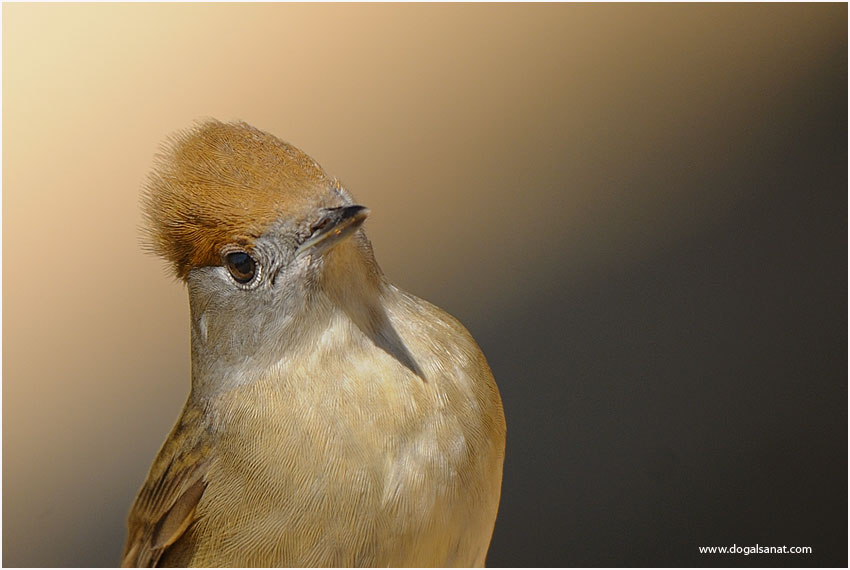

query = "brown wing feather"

[{"left": 122, "top": 406, "right": 212, "bottom": 567}]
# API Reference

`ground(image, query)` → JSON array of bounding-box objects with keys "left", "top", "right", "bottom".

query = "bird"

[{"left": 121, "top": 120, "right": 506, "bottom": 567}]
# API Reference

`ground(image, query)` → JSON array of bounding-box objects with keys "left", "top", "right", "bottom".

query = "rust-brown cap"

[{"left": 142, "top": 120, "right": 335, "bottom": 279}]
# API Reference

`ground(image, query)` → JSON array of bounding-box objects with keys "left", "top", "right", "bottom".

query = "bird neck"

[
  {"left": 187, "top": 235, "right": 391, "bottom": 400},
  {"left": 319, "top": 233, "right": 384, "bottom": 311}
]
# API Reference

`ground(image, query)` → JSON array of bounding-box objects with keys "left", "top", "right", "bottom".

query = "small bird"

[{"left": 122, "top": 120, "right": 506, "bottom": 567}]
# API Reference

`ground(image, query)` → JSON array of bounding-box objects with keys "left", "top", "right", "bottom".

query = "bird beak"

[{"left": 296, "top": 205, "right": 370, "bottom": 257}]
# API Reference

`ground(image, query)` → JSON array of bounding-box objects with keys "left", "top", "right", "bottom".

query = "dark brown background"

[{"left": 4, "top": 3, "right": 846, "bottom": 566}]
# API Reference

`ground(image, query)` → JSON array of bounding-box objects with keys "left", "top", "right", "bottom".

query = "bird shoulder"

[{"left": 121, "top": 405, "right": 212, "bottom": 567}]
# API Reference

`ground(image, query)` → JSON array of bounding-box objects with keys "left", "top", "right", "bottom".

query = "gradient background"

[{"left": 3, "top": 3, "right": 847, "bottom": 567}]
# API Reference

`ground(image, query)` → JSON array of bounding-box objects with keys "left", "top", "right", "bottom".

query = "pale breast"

[{"left": 180, "top": 302, "right": 504, "bottom": 567}]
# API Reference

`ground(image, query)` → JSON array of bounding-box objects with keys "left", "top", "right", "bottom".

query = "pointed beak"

[{"left": 296, "top": 205, "right": 370, "bottom": 257}]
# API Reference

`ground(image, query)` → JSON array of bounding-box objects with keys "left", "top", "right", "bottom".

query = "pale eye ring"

[{"left": 224, "top": 251, "right": 256, "bottom": 284}]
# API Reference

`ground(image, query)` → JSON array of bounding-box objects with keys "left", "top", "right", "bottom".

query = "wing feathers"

[
  {"left": 122, "top": 407, "right": 211, "bottom": 567},
  {"left": 152, "top": 478, "right": 207, "bottom": 550}
]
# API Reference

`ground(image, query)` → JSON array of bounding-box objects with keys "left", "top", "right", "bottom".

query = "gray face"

[
  {"left": 183, "top": 190, "right": 374, "bottom": 391},
  {"left": 185, "top": 227, "right": 313, "bottom": 379}
]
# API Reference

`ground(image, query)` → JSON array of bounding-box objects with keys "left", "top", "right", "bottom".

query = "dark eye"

[{"left": 224, "top": 251, "right": 256, "bottom": 284}]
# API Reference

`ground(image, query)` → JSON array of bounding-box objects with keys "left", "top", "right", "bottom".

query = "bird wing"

[{"left": 122, "top": 406, "right": 212, "bottom": 567}]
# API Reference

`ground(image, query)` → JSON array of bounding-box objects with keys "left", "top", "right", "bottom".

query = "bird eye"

[{"left": 224, "top": 251, "right": 256, "bottom": 284}]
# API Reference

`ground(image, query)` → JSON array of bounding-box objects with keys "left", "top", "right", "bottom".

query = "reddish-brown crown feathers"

[{"left": 142, "top": 120, "right": 337, "bottom": 279}]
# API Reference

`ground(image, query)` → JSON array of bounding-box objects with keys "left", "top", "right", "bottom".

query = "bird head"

[{"left": 142, "top": 120, "right": 380, "bottom": 380}]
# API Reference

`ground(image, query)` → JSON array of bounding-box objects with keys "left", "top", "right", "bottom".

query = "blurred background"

[{"left": 3, "top": 3, "right": 846, "bottom": 567}]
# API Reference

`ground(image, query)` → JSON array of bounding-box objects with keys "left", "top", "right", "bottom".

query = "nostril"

[{"left": 310, "top": 217, "right": 332, "bottom": 234}]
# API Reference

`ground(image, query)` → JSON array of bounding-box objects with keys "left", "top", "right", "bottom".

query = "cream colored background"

[{"left": 4, "top": 3, "right": 845, "bottom": 566}]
